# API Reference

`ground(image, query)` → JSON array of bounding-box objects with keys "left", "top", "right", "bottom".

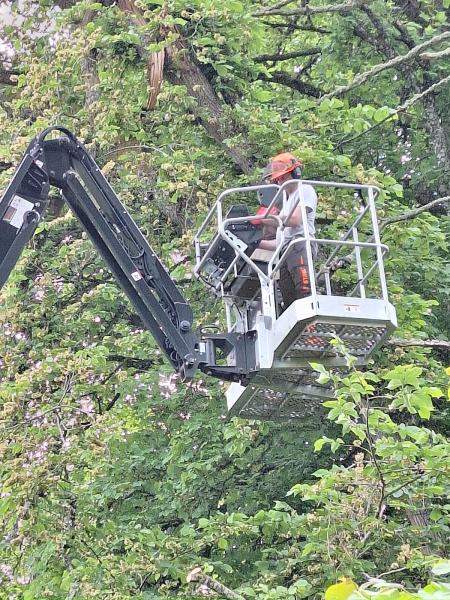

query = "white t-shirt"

[{"left": 280, "top": 183, "right": 317, "bottom": 243}]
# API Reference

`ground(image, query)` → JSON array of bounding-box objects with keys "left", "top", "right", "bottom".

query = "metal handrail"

[{"left": 194, "top": 179, "right": 389, "bottom": 304}]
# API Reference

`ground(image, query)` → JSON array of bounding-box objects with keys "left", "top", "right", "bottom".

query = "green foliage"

[{"left": 0, "top": 0, "right": 449, "bottom": 598}]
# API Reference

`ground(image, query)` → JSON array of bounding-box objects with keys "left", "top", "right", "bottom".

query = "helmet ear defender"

[
  {"left": 292, "top": 166, "right": 302, "bottom": 179},
  {"left": 289, "top": 158, "right": 302, "bottom": 179}
]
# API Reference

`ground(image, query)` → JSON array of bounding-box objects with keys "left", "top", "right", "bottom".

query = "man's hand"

[{"left": 259, "top": 239, "right": 277, "bottom": 251}]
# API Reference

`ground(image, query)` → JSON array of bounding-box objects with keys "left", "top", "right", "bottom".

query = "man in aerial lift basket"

[{"left": 259, "top": 152, "right": 318, "bottom": 310}]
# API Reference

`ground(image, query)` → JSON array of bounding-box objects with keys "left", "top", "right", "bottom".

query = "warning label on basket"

[
  {"left": 2, "top": 195, "right": 34, "bottom": 229},
  {"left": 344, "top": 304, "right": 361, "bottom": 313}
]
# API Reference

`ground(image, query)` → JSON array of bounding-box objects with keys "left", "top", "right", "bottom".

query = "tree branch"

[
  {"left": 420, "top": 47, "right": 450, "bottom": 61},
  {"left": 257, "top": 71, "right": 322, "bottom": 97},
  {"left": 336, "top": 74, "right": 450, "bottom": 149},
  {"left": 187, "top": 568, "right": 244, "bottom": 600},
  {"left": 363, "top": 402, "right": 386, "bottom": 519},
  {"left": 254, "top": 0, "right": 365, "bottom": 18},
  {"left": 331, "top": 196, "right": 449, "bottom": 273},
  {"left": 254, "top": 48, "right": 321, "bottom": 62},
  {"left": 386, "top": 339, "right": 450, "bottom": 350},
  {"left": 254, "top": 0, "right": 294, "bottom": 13},
  {"left": 380, "top": 197, "right": 449, "bottom": 229},
  {"left": 105, "top": 392, "right": 121, "bottom": 412},
  {"left": 116, "top": 0, "right": 254, "bottom": 173},
  {"left": 321, "top": 31, "right": 450, "bottom": 101},
  {"left": 0, "top": 161, "right": 13, "bottom": 172},
  {"left": 106, "top": 354, "right": 156, "bottom": 369},
  {"left": 259, "top": 20, "right": 331, "bottom": 34},
  {"left": 393, "top": 20, "right": 415, "bottom": 50}
]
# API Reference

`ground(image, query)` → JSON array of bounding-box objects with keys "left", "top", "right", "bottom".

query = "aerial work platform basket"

[{"left": 194, "top": 180, "right": 397, "bottom": 421}]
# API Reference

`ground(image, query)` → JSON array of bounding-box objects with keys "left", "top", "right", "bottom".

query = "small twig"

[
  {"left": 254, "top": 48, "right": 321, "bottom": 62},
  {"left": 384, "top": 475, "right": 427, "bottom": 501},
  {"left": 105, "top": 393, "right": 121, "bottom": 412},
  {"left": 363, "top": 402, "right": 386, "bottom": 519},
  {"left": 2, "top": 373, "right": 73, "bottom": 432},
  {"left": 101, "top": 144, "right": 156, "bottom": 159}
]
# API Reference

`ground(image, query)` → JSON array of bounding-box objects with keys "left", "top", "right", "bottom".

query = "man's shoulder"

[
  {"left": 301, "top": 183, "right": 317, "bottom": 197},
  {"left": 292, "top": 183, "right": 317, "bottom": 206},
  {"left": 291, "top": 183, "right": 317, "bottom": 195}
]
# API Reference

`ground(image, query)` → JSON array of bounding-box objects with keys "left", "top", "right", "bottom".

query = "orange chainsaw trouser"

[{"left": 279, "top": 242, "right": 316, "bottom": 309}]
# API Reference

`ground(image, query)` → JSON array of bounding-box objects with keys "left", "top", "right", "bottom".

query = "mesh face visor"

[{"left": 263, "top": 160, "right": 294, "bottom": 182}]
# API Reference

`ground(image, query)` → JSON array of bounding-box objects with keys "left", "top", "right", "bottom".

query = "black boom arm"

[{"left": 0, "top": 127, "right": 256, "bottom": 381}]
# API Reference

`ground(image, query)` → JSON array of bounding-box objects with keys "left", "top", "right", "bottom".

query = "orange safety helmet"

[{"left": 263, "top": 152, "right": 303, "bottom": 182}]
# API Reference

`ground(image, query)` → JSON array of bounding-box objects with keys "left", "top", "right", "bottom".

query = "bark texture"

[{"left": 117, "top": 0, "right": 254, "bottom": 174}]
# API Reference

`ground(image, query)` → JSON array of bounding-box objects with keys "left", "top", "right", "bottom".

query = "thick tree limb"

[
  {"left": 397, "top": 71, "right": 450, "bottom": 110},
  {"left": 117, "top": 0, "right": 166, "bottom": 111},
  {"left": 258, "top": 71, "right": 322, "bottom": 97},
  {"left": 321, "top": 31, "right": 450, "bottom": 101},
  {"left": 380, "top": 197, "right": 449, "bottom": 229},
  {"left": 82, "top": 49, "right": 100, "bottom": 112},
  {"left": 254, "top": 48, "right": 321, "bottom": 62},
  {"left": 420, "top": 47, "right": 450, "bottom": 61},
  {"left": 386, "top": 339, "right": 450, "bottom": 350},
  {"left": 360, "top": 4, "right": 398, "bottom": 59},
  {"left": 254, "top": 0, "right": 365, "bottom": 18}
]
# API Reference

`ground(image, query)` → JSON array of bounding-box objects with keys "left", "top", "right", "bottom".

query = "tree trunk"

[
  {"left": 116, "top": 0, "right": 254, "bottom": 174},
  {"left": 165, "top": 42, "right": 254, "bottom": 174}
]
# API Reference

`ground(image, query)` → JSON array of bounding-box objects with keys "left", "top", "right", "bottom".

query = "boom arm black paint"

[{"left": 0, "top": 127, "right": 256, "bottom": 381}]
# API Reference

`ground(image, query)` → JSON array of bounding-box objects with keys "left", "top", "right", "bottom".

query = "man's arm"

[
  {"left": 285, "top": 185, "right": 317, "bottom": 227},
  {"left": 259, "top": 238, "right": 277, "bottom": 251},
  {"left": 285, "top": 206, "right": 302, "bottom": 227}
]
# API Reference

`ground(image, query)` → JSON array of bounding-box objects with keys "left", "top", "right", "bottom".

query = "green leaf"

[
  {"left": 218, "top": 537, "right": 229, "bottom": 550},
  {"left": 391, "top": 183, "right": 404, "bottom": 197},
  {"left": 198, "top": 518, "right": 209, "bottom": 528},
  {"left": 252, "top": 89, "right": 273, "bottom": 102},
  {"left": 314, "top": 437, "right": 327, "bottom": 452},
  {"left": 215, "top": 64, "right": 230, "bottom": 77},
  {"left": 60, "top": 571, "right": 72, "bottom": 592},
  {"left": 432, "top": 561, "right": 450, "bottom": 576},
  {"left": 335, "top": 155, "right": 352, "bottom": 167},
  {"left": 325, "top": 579, "right": 358, "bottom": 600},
  {"left": 373, "top": 106, "right": 395, "bottom": 122},
  {"left": 317, "top": 372, "right": 331, "bottom": 384}
]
